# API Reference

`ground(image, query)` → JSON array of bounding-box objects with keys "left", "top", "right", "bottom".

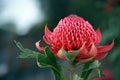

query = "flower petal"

[
  {"left": 95, "top": 40, "right": 114, "bottom": 60},
  {"left": 75, "top": 42, "right": 89, "bottom": 62},
  {"left": 56, "top": 49, "right": 66, "bottom": 60},
  {"left": 43, "top": 36, "right": 51, "bottom": 45},
  {"left": 97, "top": 40, "right": 114, "bottom": 54},
  {"left": 35, "top": 40, "right": 45, "bottom": 52},
  {"left": 95, "top": 52, "right": 108, "bottom": 60},
  {"left": 77, "top": 42, "right": 88, "bottom": 58},
  {"left": 43, "top": 25, "right": 53, "bottom": 45},
  {"left": 96, "top": 28, "right": 102, "bottom": 45},
  {"left": 76, "top": 43, "right": 98, "bottom": 62},
  {"left": 77, "top": 57, "right": 94, "bottom": 63},
  {"left": 88, "top": 43, "right": 97, "bottom": 57},
  {"left": 44, "top": 24, "right": 52, "bottom": 37}
]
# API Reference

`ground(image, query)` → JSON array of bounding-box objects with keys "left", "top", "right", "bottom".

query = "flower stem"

[{"left": 69, "top": 62, "right": 75, "bottom": 80}]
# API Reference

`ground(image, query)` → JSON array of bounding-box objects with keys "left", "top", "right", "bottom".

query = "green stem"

[
  {"left": 69, "top": 61, "right": 75, "bottom": 80},
  {"left": 70, "top": 65, "right": 73, "bottom": 80}
]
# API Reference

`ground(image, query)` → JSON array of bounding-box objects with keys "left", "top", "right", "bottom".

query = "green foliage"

[
  {"left": 81, "top": 60, "right": 104, "bottom": 80},
  {"left": 88, "top": 60, "right": 101, "bottom": 69},
  {"left": 61, "top": 48, "right": 79, "bottom": 64},
  {"left": 96, "top": 67, "right": 104, "bottom": 78},
  {"left": 14, "top": 40, "right": 39, "bottom": 59},
  {"left": 61, "top": 47, "right": 104, "bottom": 80},
  {"left": 15, "top": 41, "right": 105, "bottom": 80},
  {"left": 73, "top": 74, "right": 83, "bottom": 80},
  {"left": 37, "top": 47, "right": 64, "bottom": 80},
  {"left": 15, "top": 41, "right": 64, "bottom": 80}
]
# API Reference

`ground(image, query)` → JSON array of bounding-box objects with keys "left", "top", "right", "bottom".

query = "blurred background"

[{"left": 0, "top": 0, "right": 120, "bottom": 80}]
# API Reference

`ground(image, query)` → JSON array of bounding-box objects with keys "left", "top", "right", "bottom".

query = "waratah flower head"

[{"left": 36, "top": 15, "right": 114, "bottom": 62}]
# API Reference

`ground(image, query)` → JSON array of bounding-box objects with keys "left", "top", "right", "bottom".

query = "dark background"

[{"left": 0, "top": 0, "right": 120, "bottom": 80}]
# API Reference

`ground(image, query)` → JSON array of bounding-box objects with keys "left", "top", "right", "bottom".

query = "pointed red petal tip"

[
  {"left": 95, "top": 40, "right": 114, "bottom": 60},
  {"left": 35, "top": 40, "right": 45, "bottom": 52},
  {"left": 76, "top": 42, "right": 88, "bottom": 59},
  {"left": 96, "top": 28, "right": 102, "bottom": 45},
  {"left": 76, "top": 43, "right": 97, "bottom": 63},
  {"left": 44, "top": 24, "right": 52, "bottom": 37},
  {"left": 43, "top": 36, "right": 50, "bottom": 45},
  {"left": 88, "top": 43, "right": 97, "bottom": 57},
  {"left": 79, "top": 42, "right": 88, "bottom": 54},
  {"left": 57, "top": 49, "right": 66, "bottom": 60}
]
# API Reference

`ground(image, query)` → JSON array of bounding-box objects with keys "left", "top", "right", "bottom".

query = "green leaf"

[
  {"left": 80, "top": 78, "right": 84, "bottom": 80},
  {"left": 61, "top": 48, "right": 79, "bottom": 63},
  {"left": 81, "top": 60, "right": 97, "bottom": 80},
  {"left": 88, "top": 60, "right": 101, "bottom": 70},
  {"left": 37, "top": 54, "right": 53, "bottom": 68},
  {"left": 37, "top": 47, "right": 64, "bottom": 80},
  {"left": 87, "top": 60, "right": 104, "bottom": 78},
  {"left": 15, "top": 40, "right": 39, "bottom": 59},
  {"left": 15, "top": 41, "right": 64, "bottom": 80},
  {"left": 37, "top": 47, "right": 59, "bottom": 69},
  {"left": 52, "top": 69, "right": 64, "bottom": 80},
  {"left": 14, "top": 40, "right": 24, "bottom": 51},
  {"left": 81, "top": 68, "right": 93, "bottom": 80},
  {"left": 73, "top": 74, "right": 83, "bottom": 80},
  {"left": 96, "top": 67, "right": 105, "bottom": 78},
  {"left": 81, "top": 60, "right": 103, "bottom": 80},
  {"left": 45, "top": 46, "right": 56, "bottom": 62}
]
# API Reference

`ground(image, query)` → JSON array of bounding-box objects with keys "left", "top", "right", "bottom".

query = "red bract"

[{"left": 36, "top": 15, "right": 114, "bottom": 62}]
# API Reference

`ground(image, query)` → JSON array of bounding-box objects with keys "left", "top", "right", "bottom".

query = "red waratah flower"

[{"left": 36, "top": 15, "right": 114, "bottom": 62}]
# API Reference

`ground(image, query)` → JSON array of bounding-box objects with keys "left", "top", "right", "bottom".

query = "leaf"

[
  {"left": 45, "top": 46, "right": 56, "bottom": 62},
  {"left": 37, "top": 54, "right": 53, "bottom": 68},
  {"left": 14, "top": 40, "right": 39, "bottom": 59},
  {"left": 81, "top": 60, "right": 104, "bottom": 80},
  {"left": 81, "top": 60, "right": 100, "bottom": 80},
  {"left": 15, "top": 41, "right": 64, "bottom": 80},
  {"left": 37, "top": 47, "right": 64, "bottom": 80},
  {"left": 88, "top": 60, "right": 101, "bottom": 69},
  {"left": 52, "top": 69, "right": 64, "bottom": 80},
  {"left": 88, "top": 60, "right": 104, "bottom": 78},
  {"left": 81, "top": 68, "right": 93, "bottom": 80},
  {"left": 73, "top": 74, "right": 83, "bottom": 80},
  {"left": 80, "top": 78, "right": 84, "bottom": 80},
  {"left": 37, "top": 47, "right": 58, "bottom": 69},
  {"left": 61, "top": 48, "right": 79, "bottom": 63},
  {"left": 96, "top": 67, "right": 105, "bottom": 78}
]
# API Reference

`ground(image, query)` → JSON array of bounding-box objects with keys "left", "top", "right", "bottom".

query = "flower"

[
  {"left": 36, "top": 15, "right": 114, "bottom": 62},
  {"left": 95, "top": 70, "right": 113, "bottom": 80}
]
